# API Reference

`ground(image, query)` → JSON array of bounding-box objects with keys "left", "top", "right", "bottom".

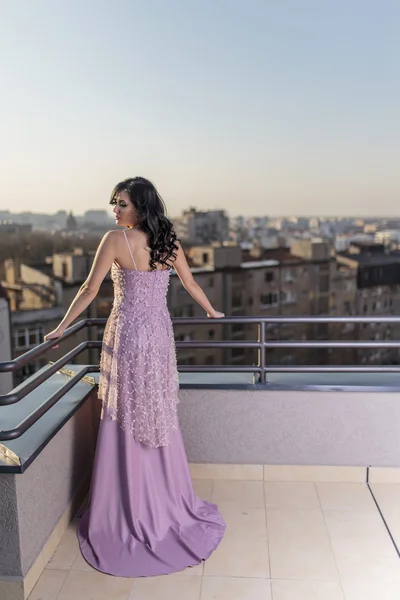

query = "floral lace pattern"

[{"left": 98, "top": 263, "right": 180, "bottom": 447}]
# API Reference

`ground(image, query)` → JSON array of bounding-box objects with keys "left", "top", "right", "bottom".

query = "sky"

[{"left": 0, "top": 0, "right": 399, "bottom": 218}]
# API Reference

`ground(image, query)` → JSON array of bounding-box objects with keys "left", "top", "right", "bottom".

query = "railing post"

[{"left": 257, "top": 321, "right": 266, "bottom": 384}]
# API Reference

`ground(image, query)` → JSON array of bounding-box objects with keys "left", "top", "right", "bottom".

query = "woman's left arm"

[{"left": 44, "top": 231, "right": 116, "bottom": 344}]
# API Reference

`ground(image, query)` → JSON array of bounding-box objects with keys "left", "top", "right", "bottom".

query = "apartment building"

[
  {"left": 174, "top": 208, "right": 230, "bottom": 244},
  {"left": 180, "top": 240, "right": 333, "bottom": 368},
  {"left": 168, "top": 268, "right": 224, "bottom": 368},
  {"left": 329, "top": 260, "right": 358, "bottom": 365},
  {"left": 1, "top": 249, "right": 114, "bottom": 384},
  {"left": 335, "top": 241, "right": 400, "bottom": 365}
]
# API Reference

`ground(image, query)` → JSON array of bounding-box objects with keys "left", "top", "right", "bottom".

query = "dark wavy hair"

[{"left": 109, "top": 177, "right": 180, "bottom": 270}]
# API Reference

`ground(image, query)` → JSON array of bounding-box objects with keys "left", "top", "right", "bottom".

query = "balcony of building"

[{"left": 1, "top": 316, "right": 400, "bottom": 600}]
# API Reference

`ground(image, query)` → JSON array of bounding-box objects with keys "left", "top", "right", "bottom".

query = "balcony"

[
  {"left": 2, "top": 316, "right": 400, "bottom": 600},
  {"left": 25, "top": 468, "right": 400, "bottom": 600}
]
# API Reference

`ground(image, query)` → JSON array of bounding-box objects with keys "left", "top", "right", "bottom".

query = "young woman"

[{"left": 44, "top": 177, "right": 226, "bottom": 577}]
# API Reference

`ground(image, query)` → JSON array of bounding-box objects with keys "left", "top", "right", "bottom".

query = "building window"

[
  {"left": 280, "top": 291, "right": 297, "bottom": 304},
  {"left": 248, "top": 297, "right": 253, "bottom": 306},
  {"left": 14, "top": 326, "right": 44, "bottom": 350},
  {"left": 208, "top": 329, "right": 215, "bottom": 339},
  {"left": 344, "top": 281, "right": 351, "bottom": 292},
  {"left": 232, "top": 294, "right": 242, "bottom": 308},
  {"left": 16, "top": 330, "right": 26, "bottom": 349},
  {"left": 283, "top": 270, "right": 294, "bottom": 283},
  {"left": 205, "top": 355, "right": 214, "bottom": 365},
  {"left": 260, "top": 293, "right": 278, "bottom": 307},
  {"left": 202, "top": 253, "right": 209, "bottom": 264},
  {"left": 265, "top": 272, "right": 274, "bottom": 282},
  {"left": 175, "top": 332, "right": 193, "bottom": 342}
]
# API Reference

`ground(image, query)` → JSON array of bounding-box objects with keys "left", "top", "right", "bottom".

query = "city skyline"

[
  {"left": 4, "top": 207, "right": 400, "bottom": 223},
  {"left": 1, "top": 1, "right": 399, "bottom": 217},
  {"left": 3, "top": 208, "right": 400, "bottom": 221}
]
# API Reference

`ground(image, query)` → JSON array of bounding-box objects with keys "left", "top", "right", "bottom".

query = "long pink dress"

[{"left": 77, "top": 231, "right": 226, "bottom": 576}]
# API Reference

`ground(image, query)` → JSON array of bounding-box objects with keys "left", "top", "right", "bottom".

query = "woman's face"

[{"left": 111, "top": 190, "right": 139, "bottom": 228}]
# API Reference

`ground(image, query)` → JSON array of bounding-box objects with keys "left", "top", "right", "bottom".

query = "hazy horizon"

[
  {"left": 3, "top": 208, "right": 400, "bottom": 222},
  {"left": 1, "top": 1, "right": 399, "bottom": 218}
]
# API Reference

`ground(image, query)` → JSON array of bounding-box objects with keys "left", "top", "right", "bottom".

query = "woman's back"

[
  {"left": 114, "top": 228, "right": 171, "bottom": 272},
  {"left": 110, "top": 228, "right": 172, "bottom": 318}
]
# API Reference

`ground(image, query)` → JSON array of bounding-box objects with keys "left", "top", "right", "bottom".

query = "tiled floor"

[{"left": 28, "top": 479, "right": 400, "bottom": 600}]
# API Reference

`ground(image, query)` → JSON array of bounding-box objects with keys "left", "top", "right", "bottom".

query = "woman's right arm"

[
  {"left": 44, "top": 231, "right": 117, "bottom": 346},
  {"left": 171, "top": 241, "right": 225, "bottom": 318}
]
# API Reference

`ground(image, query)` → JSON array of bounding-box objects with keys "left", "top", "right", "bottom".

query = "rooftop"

[
  {"left": 337, "top": 251, "right": 400, "bottom": 266},
  {"left": 10, "top": 306, "right": 65, "bottom": 324}
]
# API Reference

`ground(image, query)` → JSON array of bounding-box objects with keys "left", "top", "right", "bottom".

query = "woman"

[{"left": 44, "top": 177, "right": 226, "bottom": 577}]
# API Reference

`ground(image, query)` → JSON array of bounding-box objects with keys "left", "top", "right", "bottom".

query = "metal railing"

[{"left": 1, "top": 316, "right": 400, "bottom": 441}]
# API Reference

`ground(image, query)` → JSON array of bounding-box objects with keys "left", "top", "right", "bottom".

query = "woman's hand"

[
  {"left": 207, "top": 310, "right": 225, "bottom": 319},
  {"left": 44, "top": 326, "right": 66, "bottom": 349}
]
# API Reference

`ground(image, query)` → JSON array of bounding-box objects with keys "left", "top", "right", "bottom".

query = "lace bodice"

[{"left": 111, "top": 262, "right": 172, "bottom": 312}]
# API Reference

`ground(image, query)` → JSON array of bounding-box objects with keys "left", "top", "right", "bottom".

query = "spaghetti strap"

[{"left": 122, "top": 230, "right": 137, "bottom": 271}]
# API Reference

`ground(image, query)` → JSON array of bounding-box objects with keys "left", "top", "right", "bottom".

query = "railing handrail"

[
  {"left": 2, "top": 315, "right": 400, "bottom": 375},
  {"left": 1, "top": 316, "right": 400, "bottom": 377},
  {"left": 1, "top": 315, "right": 400, "bottom": 442},
  {"left": 173, "top": 316, "right": 400, "bottom": 324},
  {"left": 0, "top": 319, "right": 93, "bottom": 373}
]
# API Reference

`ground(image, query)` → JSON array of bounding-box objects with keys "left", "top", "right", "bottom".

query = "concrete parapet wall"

[
  {"left": 0, "top": 390, "right": 100, "bottom": 599},
  {"left": 178, "top": 388, "right": 400, "bottom": 467}
]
